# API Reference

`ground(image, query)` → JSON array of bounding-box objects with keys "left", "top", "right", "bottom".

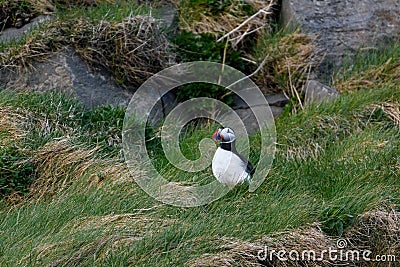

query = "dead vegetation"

[
  {"left": 333, "top": 56, "right": 400, "bottom": 92},
  {"left": 31, "top": 213, "right": 173, "bottom": 266},
  {"left": 0, "top": 105, "right": 36, "bottom": 202},
  {"left": 370, "top": 102, "right": 400, "bottom": 129},
  {"left": 175, "top": 0, "right": 277, "bottom": 47},
  {"left": 0, "top": 0, "right": 321, "bottom": 102},
  {"left": 0, "top": 19, "right": 65, "bottom": 69},
  {"left": 29, "top": 0, "right": 119, "bottom": 15},
  {"left": 30, "top": 138, "right": 131, "bottom": 200},
  {"left": 253, "top": 30, "right": 322, "bottom": 109},
  {"left": 187, "top": 207, "right": 400, "bottom": 267},
  {"left": 0, "top": 106, "right": 29, "bottom": 145},
  {"left": 74, "top": 15, "right": 172, "bottom": 86},
  {"left": 381, "top": 103, "right": 400, "bottom": 129},
  {"left": 0, "top": 102, "right": 130, "bottom": 202},
  {"left": 0, "top": 0, "right": 34, "bottom": 30},
  {"left": 174, "top": 0, "right": 320, "bottom": 107},
  {"left": 0, "top": 0, "right": 116, "bottom": 31},
  {"left": 0, "top": 13, "right": 171, "bottom": 87}
]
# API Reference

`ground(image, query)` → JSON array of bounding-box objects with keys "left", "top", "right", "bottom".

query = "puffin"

[{"left": 211, "top": 127, "right": 255, "bottom": 187}]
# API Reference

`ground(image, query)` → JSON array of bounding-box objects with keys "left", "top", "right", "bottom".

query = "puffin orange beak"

[{"left": 212, "top": 130, "right": 220, "bottom": 142}]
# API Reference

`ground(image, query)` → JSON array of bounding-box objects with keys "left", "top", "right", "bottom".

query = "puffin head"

[{"left": 212, "top": 127, "right": 236, "bottom": 143}]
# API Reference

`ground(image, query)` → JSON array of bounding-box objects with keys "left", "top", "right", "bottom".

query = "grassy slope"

[
  {"left": 0, "top": 2, "right": 399, "bottom": 266},
  {"left": 0, "top": 81, "right": 399, "bottom": 266}
]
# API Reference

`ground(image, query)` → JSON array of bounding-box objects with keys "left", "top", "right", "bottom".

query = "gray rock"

[
  {"left": 153, "top": 2, "right": 178, "bottom": 34},
  {"left": 264, "top": 94, "right": 290, "bottom": 107},
  {"left": 304, "top": 79, "right": 339, "bottom": 105},
  {"left": 0, "top": 45, "right": 177, "bottom": 126},
  {"left": 235, "top": 106, "right": 283, "bottom": 134},
  {"left": 0, "top": 10, "right": 178, "bottom": 124},
  {"left": 0, "top": 47, "right": 135, "bottom": 108},
  {"left": 232, "top": 92, "right": 288, "bottom": 134},
  {"left": 148, "top": 90, "right": 177, "bottom": 128},
  {"left": 232, "top": 92, "right": 289, "bottom": 109},
  {"left": 0, "top": 15, "right": 53, "bottom": 43},
  {"left": 281, "top": 0, "right": 400, "bottom": 73}
]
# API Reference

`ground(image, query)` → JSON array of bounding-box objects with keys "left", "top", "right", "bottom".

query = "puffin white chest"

[{"left": 212, "top": 147, "right": 250, "bottom": 187}]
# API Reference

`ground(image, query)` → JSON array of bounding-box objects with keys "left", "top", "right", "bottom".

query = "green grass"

[
  {"left": 0, "top": 90, "right": 125, "bottom": 153},
  {"left": 57, "top": 1, "right": 148, "bottom": 23},
  {"left": 0, "top": 2, "right": 399, "bottom": 265},
  {"left": 0, "top": 145, "right": 35, "bottom": 196},
  {"left": 0, "top": 79, "right": 399, "bottom": 265},
  {"left": 333, "top": 41, "right": 400, "bottom": 92},
  {"left": 336, "top": 42, "right": 400, "bottom": 80}
]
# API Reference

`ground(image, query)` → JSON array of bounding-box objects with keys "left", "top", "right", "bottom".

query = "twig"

[
  {"left": 216, "top": 1, "right": 274, "bottom": 43},
  {"left": 229, "top": 25, "right": 267, "bottom": 45},
  {"left": 240, "top": 57, "right": 257, "bottom": 65},
  {"left": 286, "top": 57, "right": 303, "bottom": 110},
  {"left": 218, "top": 38, "right": 229, "bottom": 85},
  {"left": 221, "top": 54, "right": 269, "bottom": 99}
]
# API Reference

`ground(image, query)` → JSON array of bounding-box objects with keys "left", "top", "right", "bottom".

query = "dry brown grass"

[
  {"left": 27, "top": 0, "right": 119, "bottom": 14},
  {"left": 0, "top": 0, "right": 117, "bottom": 31},
  {"left": 0, "top": 102, "right": 132, "bottom": 203},
  {"left": 187, "top": 208, "right": 400, "bottom": 267},
  {"left": 333, "top": 57, "right": 400, "bottom": 92},
  {"left": 0, "top": 19, "right": 65, "bottom": 70},
  {"left": 0, "top": 105, "right": 38, "bottom": 203},
  {"left": 75, "top": 15, "right": 172, "bottom": 87},
  {"left": 346, "top": 208, "right": 400, "bottom": 263},
  {"left": 28, "top": 0, "right": 56, "bottom": 14},
  {"left": 375, "top": 103, "right": 400, "bottom": 129},
  {"left": 254, "top": 30, "right": 322, "bottom": 105},
  {"left": 0, "top": 14, "right": 171, "bottom": 88},
  {"left": 361, "top": 102, "right": 400, "bottom": 131},
  {"left": 0, "top": 106, "right": 29, "bottom": 145},
  {"left": 29, "top": 138, "right": 131, "bottom": 200},
  {"left": 30, "top": 213, "right": 174, "bottom": 266},
  {"left": 0, "top": 0, "right": 34, "bottom": 30},
  {"left": 175, "top": 0, "right": 276, "bottom": 47}
]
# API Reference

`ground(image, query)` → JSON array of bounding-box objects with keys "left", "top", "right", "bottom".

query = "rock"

[
  {"left": 231, "top": 92, "right": 288, "bottom": 134},
  {"left": 153, "top": 2, "right": 178, "bottom": 34},
  {"left": 281, "top": 0, "right": 400, "bottom": 73},
  {"left": 235, "top": 106, "right": 283, "bottom": 134},
  {"left": 0, "top": 47, "right": 134, "bottom": 108},
  {"left": 304, "top": 79, "right": 339, "bottom": 105},
  {"left": 0, "top": 15, "right": 53, "bottom": 43},
  {"left": 264, "top": 94, "right": 290, "bottom": 107},
  {"left": 143, "top": 90, "right": 177, "bottom": 128},
  {"left": 0, "top": 45, "right": 178, "bottom": 126},
  {"left": 232, "top": 93, "right": 289, "bottom": 109}
]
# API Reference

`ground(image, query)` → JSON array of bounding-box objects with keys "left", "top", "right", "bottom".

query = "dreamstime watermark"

[
  {"left": 122, "top": 61, "right": 276, "bottom": 207},
  {"left": 257, "top": 238, "right": 397, "bottom": 263}
]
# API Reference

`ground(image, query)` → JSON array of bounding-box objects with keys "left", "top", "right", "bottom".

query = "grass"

[
  {"left": 0, "top": 1, "right": 170, "bottom": 87},
  {"left": 0, "top": 1, "right": 399, "bottom": 266},
  {"left": 56, "top": 0, "right": 150, "bottom": 23},
  {"left": 250, "top": 27, "right": 321, "bottom": 112},
  {"left": 333, "top": 42, "right": 400, "bottom": 92},
  {"left": 174, "top": 0, "right": 258, "bottom": 36},
  {"left": 0, "top": 76, "right": 399, "bottom": 265}
]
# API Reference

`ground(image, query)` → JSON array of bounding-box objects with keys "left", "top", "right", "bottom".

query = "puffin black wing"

[
  {"left": 236, "top": 153, "right": 255, "bottom": 176},
  {"left": 246, "top": 159, "right": 255, "bottom": 175}
]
